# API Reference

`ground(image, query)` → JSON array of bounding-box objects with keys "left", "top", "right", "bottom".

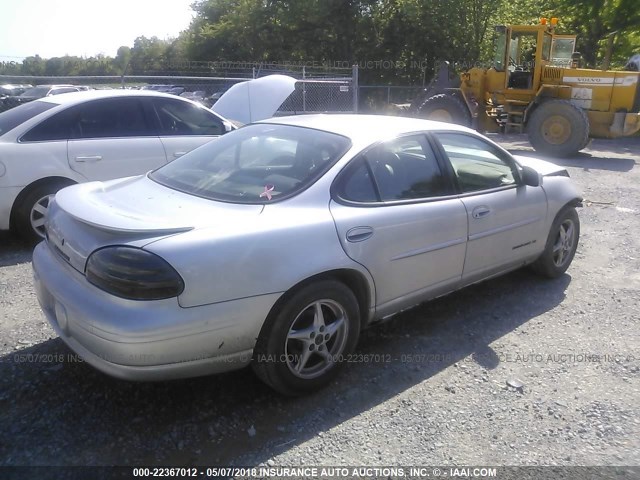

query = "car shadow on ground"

[
  {"left": 0, "top": 232, "right": 33, "bottom": 267},
  {"left": 0, "top": 268, "right": 571, "bottom": 467}
]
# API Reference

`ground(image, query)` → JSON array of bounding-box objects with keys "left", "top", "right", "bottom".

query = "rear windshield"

[
  {"left": 20, "top": 86, "right": 50, "bottom": 97},
  {"left": 0, "top": 101, "right": 56, "bottom": 137},
  {"left": 150, "top": 123, "right": 351, "bottom": 203}
]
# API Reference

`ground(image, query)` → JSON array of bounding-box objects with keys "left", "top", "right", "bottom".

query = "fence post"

[
  {"left": 352, "top": 64, "right": 359, "bottom": 113},
  {"left": 302, "top": 66, "right": 306, "bottom": 113},
  {"left": 120, "top": 58, "right": 131, "bottom": 89}
]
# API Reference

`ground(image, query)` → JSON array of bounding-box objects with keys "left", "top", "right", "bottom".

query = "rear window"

[
  {"left": 20, "top": 86, "right": 50, "bottom": 98},
  {"left": 150, "top": 123, "right": 351, "bottom": 203},
  {"left": 0, "top": 101, "right": 56, "bottom": 137}
]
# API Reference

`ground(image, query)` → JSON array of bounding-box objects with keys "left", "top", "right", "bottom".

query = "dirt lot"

[{"left": 0, "top": 135, "right": 639, "bottom": 472}]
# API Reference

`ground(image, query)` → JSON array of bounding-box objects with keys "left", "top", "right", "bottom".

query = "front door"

[{"left": 431, "top": 132, "right": 547, "bottom": 283}]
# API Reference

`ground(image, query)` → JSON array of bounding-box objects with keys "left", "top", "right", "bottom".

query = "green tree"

[
  {"left": 546, "top": 0, "right": 640, "bottom": 68},
  {"left": 114, "top": 46, "right": 132, "bottom": 74},
  {"left": 130, "top": 36, "right": 170, "bottom": 73}
]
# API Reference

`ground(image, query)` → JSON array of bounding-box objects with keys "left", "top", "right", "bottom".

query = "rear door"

[
  {"left": 330, "top": 134, "right": 468, "bottom": 317},
  {"left": 431, "top": 132, "right": 547, "bottom": 284},
  {"left": 149, "top": 97, "right": 229, "bottom": 161},
  {"left": 66, "top": 97, "right": 166, "bottom": 180}
]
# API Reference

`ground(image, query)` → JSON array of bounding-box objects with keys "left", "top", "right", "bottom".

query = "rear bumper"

[
  {"left": 32, "top": 241, "right": 282, "bottom": 381},
  {"left": 0, "top": 186, "right": 21, "bottom": 231}
]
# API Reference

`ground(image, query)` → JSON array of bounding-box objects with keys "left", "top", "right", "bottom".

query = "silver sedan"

[{"left": 32, "top": 115, "right": 581, "bottom": 395}]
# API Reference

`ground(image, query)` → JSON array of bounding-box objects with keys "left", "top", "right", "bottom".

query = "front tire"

[
  {"left": 252, "top": 280, "right": 360, "bottom": 395},
  {"left": 532, "top": 206, "right": 580, "bottom": 278},
  {"left": 527, "top": 100, "right": 589, "bottom": 158}
]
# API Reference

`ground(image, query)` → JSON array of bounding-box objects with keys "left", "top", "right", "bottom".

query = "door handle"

[
  {"left": 75, "top": 155, "right": 102, "bottom": 162},
  {"left": 472, "top": 206, "right": 491, "bottom": 219},
  {"left": 173, "top": 151, "right": 187, "bottom": 158},
  {"left": 346, "top": 226, "right": 374, "bottom": 243}
]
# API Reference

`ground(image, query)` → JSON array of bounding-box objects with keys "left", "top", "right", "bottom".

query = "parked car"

[
  {"left": 141, "top": 84, "right": 185, "bottom": 95},
  {"left": 0, "top": 84, "right": 32, "bottom": 112},
  {"left": 0, "top": 84, "right": 32, "bottom": 98},
  {"left": 32, "top": 114, "right": 582, "bottom": 395},
  {"left": 2, "top": 84, "right": 81, "bottom": 109},
  {"left": 179, "top": 90, "right": 207, "bottom": 104},
  {"left": 0, "top": 89, "right": 236, "bottom": 241}
]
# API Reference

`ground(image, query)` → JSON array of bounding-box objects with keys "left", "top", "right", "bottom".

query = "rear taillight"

[{"left": 86, "top": 246, "right": 184, "bottom": 300}]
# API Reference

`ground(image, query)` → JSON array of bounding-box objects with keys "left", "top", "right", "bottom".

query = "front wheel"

[
  {"left": 527, "top": 100, "right": 589, "bottom": 158},
  {"left": 252, "top": 280, "right": 360, "bottom": 395},
  {"left": 531, "top": 207, "right": 580, "bottom": 278}
]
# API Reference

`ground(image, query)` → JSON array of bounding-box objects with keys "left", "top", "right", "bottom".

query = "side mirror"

[{"left": 521, "top": 165, "right": 541, "bottom": 187}]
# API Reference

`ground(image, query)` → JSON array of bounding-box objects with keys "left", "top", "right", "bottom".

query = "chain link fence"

[
  {"left": 0, "top": 63, "right": 358, "bottom": 115},
  {"left": 358, "top": 85, "right": 425, "bottom": 114}
]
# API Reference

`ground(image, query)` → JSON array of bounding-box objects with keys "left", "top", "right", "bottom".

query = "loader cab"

[{"left": 492, "top": 24, "right": 554, "bottom": 94}]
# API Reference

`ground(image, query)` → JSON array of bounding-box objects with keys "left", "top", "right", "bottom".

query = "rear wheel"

[
  {"left": 14, "top": 180, "right": 72, "bottom": 243},
  {"left": 527, "top": 100, "right": 589, "bottom": 158},
  {"left": 531, "top": 206, "right": 580, "bottom": 278},
  {"left": 415, "top": 93, "right": 471, "bottom": 127},
  {"left": 252, "top": 280, "right": 360, "bottom": 395}
]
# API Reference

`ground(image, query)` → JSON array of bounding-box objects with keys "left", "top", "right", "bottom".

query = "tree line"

[{"left": 1, "top": 0, "right": 638, "bottom": 84}]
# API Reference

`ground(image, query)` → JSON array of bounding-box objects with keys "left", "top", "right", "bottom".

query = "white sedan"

[{"left": 0, "top": 89, "right": 235, "bottom": 241}]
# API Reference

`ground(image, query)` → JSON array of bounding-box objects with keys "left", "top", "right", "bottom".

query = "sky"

[{"left": 0, "top": 0, "right": 196, "bottom": 62}]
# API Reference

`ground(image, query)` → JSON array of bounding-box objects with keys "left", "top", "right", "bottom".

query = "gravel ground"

[{"left": 0, "top": 135, "right": 638, "bottom": 472}]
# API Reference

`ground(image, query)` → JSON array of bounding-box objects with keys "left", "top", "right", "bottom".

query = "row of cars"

[
  {"left": 141, "top": 84, "right": 228, "bottom": 107},
  {"left": 1, "top": 85, "right": 582, "bottom": 394},
  {"left": 0, "top": 83, "right": 229, "bottom": 114},
  {"left": 0, "top": 84, "right": 91, "bottom": 113}
]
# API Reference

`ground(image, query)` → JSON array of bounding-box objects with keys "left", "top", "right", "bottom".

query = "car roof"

[
  {"left": 259, "top": 114, "right": 475, "bottom": 144},
  {"left": 36, "top": 89, "right": 195, "bottom": 107}
]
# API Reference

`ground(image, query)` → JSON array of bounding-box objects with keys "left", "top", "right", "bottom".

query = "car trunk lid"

[{"left": 47, "top": 175, "right": 263, "bottom": 273}]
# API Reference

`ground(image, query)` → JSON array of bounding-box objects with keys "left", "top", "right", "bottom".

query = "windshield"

[
  {"left": 150, "top": 123, "right": 351, "bottom": 203},
  {"left": 0, "top": 100, "right": 56, "bottom": 137},
  {"left": 551, "top": 37, "right": 576, "bottom": 67},
  {"left": 20, "top": 86, "right": 50, "bottom": 98}
]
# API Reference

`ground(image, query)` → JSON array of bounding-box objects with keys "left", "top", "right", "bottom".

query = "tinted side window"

[
  {"left": 336, "top": 159, "right": 378, "bottom": 203},
  {"left": 366, "top": 136, "right": 449, "bottom": 201},
  {"left": 20, "top": 106, "right": 78, "bottom": 141},
  {"left": 152, "top": 98, "right": 224, "bottom": 136},
  {"left": 435, "top": 133, "right": 517, "bottom": 192},
  {"left": 1, "top": 101, "right": 56, "bottom": 138},
  {"left": 72, "top": 98, "right": 152, "bottom": 138}
]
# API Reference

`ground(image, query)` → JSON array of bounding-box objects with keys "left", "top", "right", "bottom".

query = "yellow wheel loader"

[{"left": 409, "top": 19, "right": 640, "bottom": 157}]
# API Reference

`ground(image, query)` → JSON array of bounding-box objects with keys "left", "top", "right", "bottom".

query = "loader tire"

[
  {"left": 527, "top": 100, "right": 589, "bottom": 158},
  {"left": 415, "top": 93, "right": 471, "bottom": 127}
]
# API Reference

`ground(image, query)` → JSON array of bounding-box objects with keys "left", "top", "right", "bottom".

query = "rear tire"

[
  {"left": 531, "top": 206, "right": 580, "bottom": 278},
  {"left": 415, "top": 93, "right": 471, "bottom": 127},
  {"left": 527, "top": 100, "right": 589, "bottom": 158},
  {"left": 14, "top": 180, "right": 72, "bottom": 243},
  {"left": 252, "top": 280, "right": 360, "bottom": 396}
]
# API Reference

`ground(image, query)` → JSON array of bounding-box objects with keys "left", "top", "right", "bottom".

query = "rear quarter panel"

[{"left": 144, "top": 201, "right": 375, "bottom": 309}]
